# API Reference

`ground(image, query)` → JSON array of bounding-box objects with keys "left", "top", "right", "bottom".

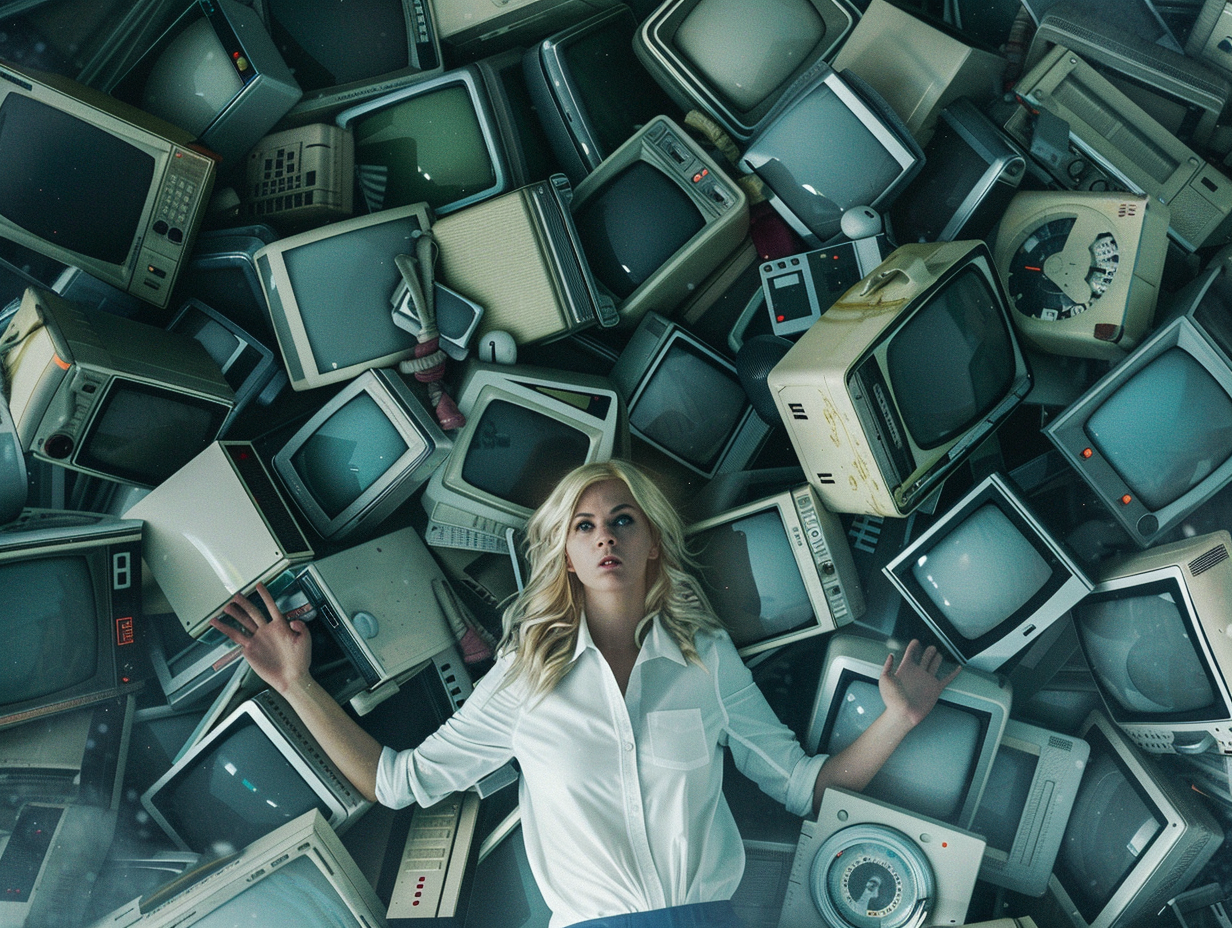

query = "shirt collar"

[{"left": 571, "top": 612, "right": 688, "bottom": 666}]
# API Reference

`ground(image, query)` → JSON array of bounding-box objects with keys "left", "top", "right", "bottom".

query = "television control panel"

[
  {"left": 134, "top": 146, "right": 215, "bottom": 308},
  {"left": 387, "top": 791, "right": 480, "bottom": 919},
  {"left": 792, "top": 486, "right": 859, "bottom": 627},
  {"left": 645, "top": 120, "right": 739, "bottom": 214}
]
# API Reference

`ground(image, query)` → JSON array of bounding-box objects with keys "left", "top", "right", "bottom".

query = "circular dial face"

[
  {"left": 1006, "top": 216, "right": 1119, "bottom": 321},
  {"left": 811, "top": 830, "right": 932, "bottom": 928}
]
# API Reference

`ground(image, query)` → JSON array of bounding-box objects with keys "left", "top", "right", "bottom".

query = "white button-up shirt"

[{"left": 375, "top": 614, "right": 827, "bottom": 928}]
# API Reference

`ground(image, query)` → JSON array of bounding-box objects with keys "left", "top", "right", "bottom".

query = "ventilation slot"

[
  {"left": 789, "top": 403, "right": 808, "bottom": 420},
  {"left": 1190, "top": 544, "right": 1229, "bottom": 575},
  {"left": 1048, "top": 735, "right": 1072, "bottom": 751},
  {"left": 815, "top": 473, "right": 835, "bottom": 485}
]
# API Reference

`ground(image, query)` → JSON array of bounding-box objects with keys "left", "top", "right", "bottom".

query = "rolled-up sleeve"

[
  {"left": 711, "top": 635, "right": 827, "bottom": 818},
  {"left": 376, "top": 655, "right": 523, "bottom": 809}
]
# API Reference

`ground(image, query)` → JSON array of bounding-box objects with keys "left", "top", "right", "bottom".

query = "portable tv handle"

[{"left": 860, "top": 256, "right": 930, "bottom": 296}]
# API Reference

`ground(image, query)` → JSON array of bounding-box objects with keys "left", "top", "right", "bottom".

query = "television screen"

[
  {"left": 349, "top": 79, "right": 498, "bottom": 214},
  {"left": 75, "top": 380, "right": 229, "bottom": 488},
  {"left": 821, "top": 675, "right": 983, "bottom": 823},
  {"left": 1053, "top": 730, "right": 1165, "bottom": 924},
  {"left": 0, "top": 556, "right": 97, "bottom": 706},
  {"left": 1085, "top": 347, "right": 1232, "bottom": 511},
  {"left": 886, "top": 267, "right": 1016, "bottom": 449},
  {"left": 629, "top": 339, "right": 747, "bottom": 473},
  {"left": 192, "top": 854, "right": 363, "bottom": 927},
  {"left": 692, "top": 509, "right": 814, "bottom": 648},
  {"left": 265, "top": 0, "right": 410, "bottom": 93},
  {"left": 574, "top": 160, "right": 705, "bottom": 299},
  {"left": 461, "top": 400, "right": 591, "bottom": 511},
  {"left": 911, "top": 503, "right": 1052, "bottom": 640},
  {"left": 151, "top": 716, "right": 334, "bottom": 854},
  {"left": 0, "top": 93, "right": 153, "bottom": 265},
  {"left": 288, "top": 391, "right": 410, "bottom": 521},
  {"left": 141, "top": 17, "right": 243, "bottom": 138},
  {"left": 1074, "top": 579, "right": 1220, "bottom": 720}
]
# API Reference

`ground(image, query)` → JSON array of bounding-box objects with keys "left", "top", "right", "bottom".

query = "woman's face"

[{"left": 564, "top": 478, "right": 660, "bottom": 599}]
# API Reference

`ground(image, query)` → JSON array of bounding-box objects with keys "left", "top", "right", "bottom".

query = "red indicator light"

[
  {"left": 777, "top": 314, "right": 785, "bottom": 322},
  {"left": 692, "top": 173, "right": 702, "bottom": 182},
  {"left": 1121, "top": 494, "right": 1133, "bottom": 505},
  {"left": 1081, "top": 447, "right": 1093, "bottom": 459},
  {"left": 941, "top": 841, "right": 948, "bottom": 848},
  {"left": 700, "top": 168, "right": 709, "bottom": 177},
  {"left": 116, "top": 615, "right": 135, "bottom": 646},
  {"left": 833, "top": 254, "right": 840, "bottom": 260}
]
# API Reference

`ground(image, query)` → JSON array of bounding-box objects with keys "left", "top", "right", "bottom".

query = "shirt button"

[{"left": 623, "top": 741, "right": 634, "bottom": 752}]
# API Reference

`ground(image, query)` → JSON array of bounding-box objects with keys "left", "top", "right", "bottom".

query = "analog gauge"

[
  {"left": 810, "top": 824, "right": 934, "bottom": 928},
  {"left": 1006, "top": 216, "right": 1119, "bottom": 322}
]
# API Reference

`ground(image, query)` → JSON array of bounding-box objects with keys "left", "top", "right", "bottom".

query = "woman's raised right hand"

[{"left": 209, "top": 582, "right": 313, "bottom": 695}]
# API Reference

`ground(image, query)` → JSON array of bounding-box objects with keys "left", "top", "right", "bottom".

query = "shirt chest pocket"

[{"left": 645, "top": 708, "right": 710, "bottom": 771}]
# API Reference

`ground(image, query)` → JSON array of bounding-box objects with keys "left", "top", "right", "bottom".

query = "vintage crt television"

[
  {"left": 632, "top": 0, "right": 854, "bottom": 142},
  {"left": 970, "top": 718, "right": 1090, "bottom": 897},
  {"left": 421, "top": 362, "right": 626, "bottom": 552},
  {"left": 1007, "top": 46, "right": 1232, "bottom": 253},
  {"left": 0, "top": 288, "right": 234, "bottom": 489},
  {"left": 830, "top": 0, "right": 1006, "bottom": 146},
  {"left": 685, "top": 484, "right": 864, "bottom": 657},
  {"left": 167, "top": 223, "right": 279, "bottom": 345},
  {"left": 738, "top": 63, "right": 924, "bottom": 247},
  {"left": 610, "top": 311, "right": 769, "bottom": 479},
  {"left": 126, "top": 441, "right": 314, "bottom": 639},
  {"left": 1044, "top": 259, "right": 1232, "bottom": 547},
  {"left": 166, "top": 297, "right": 281, "bottom": 438},
  {"left": 768, "top": 240, "right": 1033, "bottom": 518},
  {"left": 0, "top": 62, "right": 215, "bottom": 310},
  {"left": 888, "top": 97, "right": 1026, "bottom": 246},
  {"left": 884, "top": 473, "right": 1093, "bottom": 672},
  {"left": 434, "top": 0, "right": 617, "bottom": 60},
  {"left": 107, "top": 0, "right": 301, "bottom": 165},
  {"left": 87, "top": 810, "right": 384, "bottom": 928},
  {"left": 522, "top": 5, "right": 678, "bottom": 183},
  {"left": 472, "top": 46, "right": 558, "bottom": 189},
  {"left": 273, "top": 368, "right": 451, "bottom": 541},
  {"left": 336, "top": 65, "right": 512, "bottom": 217},
  {"left": 250, "top": 0, "right": 443, "bottom": 122},
  {"left": 806, "top": 634, "right": 1012, "bottom": 830},
  {"left": 1026, "top": 0, "right": 1232, "bottom": 151},
  {"left": 254, "top": 201, "right": 432, "bottom": 390},
  {"left": 428, "top": 175, "right": 620, "bottom": 345},
  {"left": 142, "top": 690, "right": 370, "bottom": 853},
  {"left": 1071, "top": 530, "right": 1232, "bottom": 756},
  {"left": 570, "top": 115, "right": 748, "bottom": 328},
  {"left": 777, "top": 788, "right": 986, "bottom": 928},
  {"left": 1040, "top": 711, "right": 1223, "bottom": 928},
  {"left": 0, "top": 509, "right": 143, "bottom": 733}
]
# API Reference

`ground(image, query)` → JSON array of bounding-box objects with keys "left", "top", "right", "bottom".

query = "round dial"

[
  {"left": 809, "top": 824, "right": 934, "bottom": 928},
  {"left": 1006, "top": 216, "right": 1119, "bottom": 321}
]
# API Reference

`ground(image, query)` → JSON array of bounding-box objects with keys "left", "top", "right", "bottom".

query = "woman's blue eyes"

[{"left": 574, "top": 514, "right": 634, "bottom": 532}]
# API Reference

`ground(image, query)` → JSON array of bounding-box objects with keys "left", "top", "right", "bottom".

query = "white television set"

[
  {"left": 805, "top": 634, "right": 1011, "bottom": 830},
  {"left": 0, "top": 61, "right": 216, "bottom": 310},
  {"left": 420, "top": 362, "right": 626, "bottom": 552},
  {"left": 1, "top": 287, "right": 234, "bottom": 489},
  {"left": 273, "top": 368, "right": 451, "bottom": 541},
  {"left": 685, "top": 484, "right": 864, "bottom": 657},
  {"left": 1071, "top": 530, "right": 1232, "bottom": 756},
  {"left": 254, "top": 202, "right": 432, "bottom": 391},
  {"left": 884, "top": 473, "right": 1093, "bottom": 671},
  {"left": 610, "top": 311, "right": 769, "bottom": 479}
]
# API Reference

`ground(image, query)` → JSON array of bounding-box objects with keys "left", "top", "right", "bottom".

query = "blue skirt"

[{"left": 567, "top": 901, "right": 745, "bottom": 928}]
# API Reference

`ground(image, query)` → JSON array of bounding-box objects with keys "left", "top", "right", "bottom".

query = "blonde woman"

[{"left": 214, "top": 460, "right": 958, "bottom": 928}]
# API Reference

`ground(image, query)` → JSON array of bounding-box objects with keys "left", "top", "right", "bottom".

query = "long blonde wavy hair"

[{"left": 499, "top": 460, "right": 724, "bottom": 696}]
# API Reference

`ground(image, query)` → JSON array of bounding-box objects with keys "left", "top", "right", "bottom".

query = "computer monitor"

[
  {"left": 166, "top": 298, "right": 281, "bottom": 438},
  {"left": 251, "top": 0, "right": 443, "bottom": 123},
  {"left": 1044, "top": 259, "right": 1232, "bottom": 547},
  {"left": 1071, "top": 530, "right": 1232, "bottom": 756},
  {"left": 254, "top": 201, "right": 432, "bottom": 390},
  {"left": 107, "top": 0, "right": 301, "bottom": 165},
  {"left": 1, "top": 288, "right": 235, "bottom": 489},
  {"left": 632, "top": 0, "right": 854, "bottom": 142},
  {"left": 420, "top": 362, "right": 626, "bottom": 552},
  {"left": 970, "top": 718, "right": 1090, "bottom": 897},
  {"left": 805, "top": 634, "right": 1012, "bottom": 829},
  {"left": 884, "top": 473, "right": 1093, "bottom": 672},
  {"left": 570, "top": 115, "right": 748, "bottom": 328},
  {"left": 336, "top": 65, "right": 512, "bottom": 217},
  {"left": 273, "top": 368, "right": 451, "bottom": 541},
  {"left": 0, "top": 509, "right": 143, "bottom": 733},
  {"left": 685, "top": 484, "right": 864, "bottom": 657},
  {"left": 0, "top": 62, "right": 216, "bottom": 310},
  {"left": 609, "top": 312, "right": 769, "bottom": 479},
  {"left": 1044, "top": 711, "right": 1223, "bottom": 928},
  {"left": 125, "top": 441, "right": 314, "bottom": 639},
  {"left": 142, "top": 689, "right": 370, "bottom": 854},
  {"left": 522, "top": 6, "right": 679, "bottom": 183},
  {"left": 768, "top": 240, "right": 1033, "bottom": 517},
  {"left": 91, "top": 810, "right": 384, "bottom": 928},
  {"left": 738, "top": 64, "right": 923, "bottom": 247}
]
